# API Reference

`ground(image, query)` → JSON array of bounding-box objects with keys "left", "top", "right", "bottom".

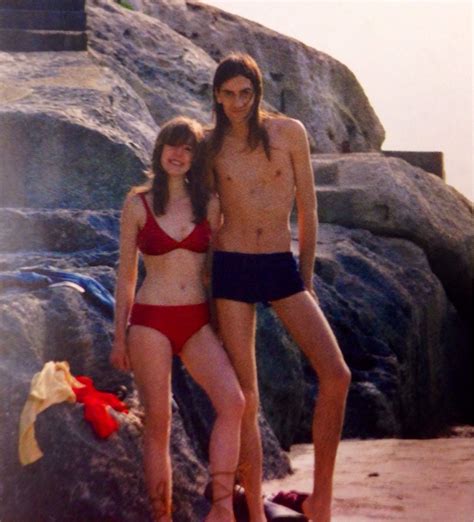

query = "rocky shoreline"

[{"left": 0, "top": 1, "right": 472, "bottom": 520}]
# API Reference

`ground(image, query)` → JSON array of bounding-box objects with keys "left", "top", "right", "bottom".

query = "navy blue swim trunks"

[{"left": 212, "top": 251, "right": 305, "bottom": 304}]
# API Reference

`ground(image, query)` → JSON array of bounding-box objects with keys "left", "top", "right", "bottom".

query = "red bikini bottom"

[{"left": 128, "top": 302, "right": 210, "bottom": 356}]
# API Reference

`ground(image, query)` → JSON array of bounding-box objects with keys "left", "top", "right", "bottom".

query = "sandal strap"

[
  {"left": 210, "top": 470, "right": 237, "bottom": 505},
  {"left": 149, "top": 480, "right": 172, "bottom": 520}
]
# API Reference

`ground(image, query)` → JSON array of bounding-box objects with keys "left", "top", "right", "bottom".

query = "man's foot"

[{"left": 302, "top": 494, "right": 331, "bottom": 522}]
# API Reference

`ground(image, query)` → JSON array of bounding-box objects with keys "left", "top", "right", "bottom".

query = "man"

[{"left": 208, "top": 53, "right": 351, "bottom": 522}]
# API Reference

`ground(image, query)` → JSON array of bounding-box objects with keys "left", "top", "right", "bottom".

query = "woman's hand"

[
  {"left": 202, "top": 267, "right": 211, "bottom": 289},
  {"left": 110, "top": 340, "right": 131, "bottom": 372}
]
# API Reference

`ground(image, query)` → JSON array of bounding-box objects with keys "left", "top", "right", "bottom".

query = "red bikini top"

[{"left": 136, "top": 193, "right": 211, "bottom": 255}]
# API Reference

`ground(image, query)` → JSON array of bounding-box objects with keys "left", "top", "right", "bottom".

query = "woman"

[{"left": 110, "top": 117, "right": 244, "bottom": 522}]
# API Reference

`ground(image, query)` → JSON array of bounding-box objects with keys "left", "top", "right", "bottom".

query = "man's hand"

[{"left": 110, "top": 340, "right": 131, "bottom": 372}]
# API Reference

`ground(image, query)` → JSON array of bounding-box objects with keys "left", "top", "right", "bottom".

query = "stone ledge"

[
  {"left": 0, "top": 0, "right": 86, "bottom": 11},
  {"left": 382, "top": 150, "right": 444, "bottom": 179},
  {"left": 0, "top": 9, "right": 86, "bottom": 31},
  {"left": 0, "top": 28, "right": 87, "bottom": 51}
]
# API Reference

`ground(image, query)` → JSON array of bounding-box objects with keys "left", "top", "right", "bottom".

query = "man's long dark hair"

[
  {"left": 209, "top": 53, "right": 271, "bottom": 161},
  {"left": 133, "top": 117, "right": 209, "bottom": 223}
]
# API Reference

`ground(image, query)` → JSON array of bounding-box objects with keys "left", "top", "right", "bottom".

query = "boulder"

[
  {"left": 313, "top": 153, "right": 474, "bottom": 318},
  {"left": 86, "top": 0, "right": 217, "bottom": 126},
  {"left": 138, "top": 0, "right": 385, "bottom": 152},
  {"left": 0, "top": 207, "right": 120, "bottom": 254},
  {"left": 0, "top": 51, "right": 156, "bottom": 209},
  {"left": 297, "top": 224, "right": 468, "bottom": 439},
  {"left": 0, "top": 208, "right": 291, "bottom": 520},
  {"left": 256, "top": 304, "right": 306, "bottom": 451},
  {"left": 172, "top": 358, "right": 291, "bottom": 479},
  {"left": 0, "top": 283, "right": 212, "bottom": 521}
]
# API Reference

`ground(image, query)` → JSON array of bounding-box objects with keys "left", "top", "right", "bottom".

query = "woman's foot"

[
  {"left": 302, "top": 493, "right": 331, "bottom": 522},
  {"left": 205, "top": 504, "right": 235, "bottom": 522},
  {"left": 150, "top": 481, "right": 172, "bottom": 522},
  {"left": 205, "top": 471, "right": 236, "bottom": 522}
]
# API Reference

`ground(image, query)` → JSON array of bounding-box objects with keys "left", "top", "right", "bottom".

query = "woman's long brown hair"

[{"left": 133, "top": 117, "right": 209, "bottom": 223}]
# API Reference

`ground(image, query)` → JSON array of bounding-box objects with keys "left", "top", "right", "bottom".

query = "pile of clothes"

[{"left": 18, "top": 361, "right": 128, "bottom": 465}]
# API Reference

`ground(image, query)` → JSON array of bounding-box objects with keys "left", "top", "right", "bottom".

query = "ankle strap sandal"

[{"left": 149, "top": 480, "right": 172, "bottom": 521}]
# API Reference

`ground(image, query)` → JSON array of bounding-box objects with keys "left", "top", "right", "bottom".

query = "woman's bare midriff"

[{"left": 135, "top": 249, "right": 208, "bottom": 305}]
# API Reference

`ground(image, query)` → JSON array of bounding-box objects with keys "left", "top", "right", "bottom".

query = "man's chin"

[{"left": 227, "top": 112, "right": 251, "bottom": 124}]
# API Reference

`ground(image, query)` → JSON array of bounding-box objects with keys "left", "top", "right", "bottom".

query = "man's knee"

[
  {"left": 321, "top": 361, "right": 351, "bottom": 394},
  {"left": 215, "top": 386, "right": 246, "bottom": 420}
]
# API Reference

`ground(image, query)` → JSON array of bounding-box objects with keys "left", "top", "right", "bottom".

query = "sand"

[{"left": 263, "top": 428, "right": 474, "bottom": 521}]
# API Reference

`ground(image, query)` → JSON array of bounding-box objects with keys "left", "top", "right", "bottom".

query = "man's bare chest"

[{"left": 215, "top": 147, "right": 294, "bottom": 190}]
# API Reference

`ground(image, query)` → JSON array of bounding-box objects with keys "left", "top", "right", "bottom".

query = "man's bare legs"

[
  {"left": 128, "top": 326, "right": 173, "bottom": 522},
  {"left": 271, "top": 291, "right": 351, "bottom": 522},
  {"left": 215, "top": 299, "right": 266, "bottom": 522},
  {"left": 181, "top": 325, "right": 245, "bottom": 521}
]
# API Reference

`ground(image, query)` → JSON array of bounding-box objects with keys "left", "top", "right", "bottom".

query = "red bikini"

[
  {"left": 136, "top": 193, "right": 211, "bottom": 255},
  {"left": 129, "top": 193, "right": 211, "bottom": 356}
]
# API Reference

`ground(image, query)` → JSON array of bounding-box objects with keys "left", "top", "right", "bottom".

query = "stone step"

[
  {"left": 0, "top": 0, "right": 85, "bottom": 10},
  {"left": 0, "top": 9, "right": 86, "bottom": 31},
  {"left": 0, "top": 29, "right": 87, "bottom": 51},
  {"left": 312, "top": 159, "right": 339, "bottom": 186},
  {"left": 316, "top": 186, "right": 372, "bottom": 224},
  {"left": 382, "top": 150, "right": 444, "bottom": 179}
]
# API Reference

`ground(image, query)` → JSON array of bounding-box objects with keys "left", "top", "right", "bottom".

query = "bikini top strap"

[{"left": 138, "top": 192, "right": 153, "bottom": 219}]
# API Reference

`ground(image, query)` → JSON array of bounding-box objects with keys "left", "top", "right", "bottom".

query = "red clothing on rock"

[{"left": 73, "top": 376, "right": 128, "bottom": 438}]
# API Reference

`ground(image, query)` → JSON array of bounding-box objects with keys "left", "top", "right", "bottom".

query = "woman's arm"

[
  {"left": 110, "top": 195, "right": 141, "bottom": 371},
  {"left": 205, "top": 193, "right": 222, "bottom": 332},
  {"left": 204, "top": 193, "right": 222, "bottom": 286}
]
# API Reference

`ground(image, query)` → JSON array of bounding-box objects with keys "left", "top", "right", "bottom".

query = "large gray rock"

[
  {"left": 86, "top": 0, "right": 217, "bottom": 125},
  {"left": 138, "top": 0, "right": 385, "bottom": 152},
  {"left": 295, "top": 225, "right": 468, "bottom": 440},
  {"left": 0, "top": 51, "right": 156, "bottom": 209},
  {"left": 256, "top": 305, "right": 306, "bottom": 451},
  {"left": 314, "top": 153, "right": 474, "bottom": 318},
  {"left": 0, "top": 208, "right": 291, "bottom": 521},
  {"left": 0, "top": 285, "right": 214, "bottom": 521},
  {"left": 0, "top": 207, "right": 120, "bottom": 253}
]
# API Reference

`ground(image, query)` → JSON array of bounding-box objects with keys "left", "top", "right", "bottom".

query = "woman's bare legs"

[
  {"left": 128, "top": 325, "right": 173, "bottom": 522},
  {"left": 181, "top": 324, "right": 245, "bottom": 522},
  {"left": 214, "top": 299, "right": 266, "bottom": 522},
  {"left": 271, "top": 291, "right": 351, "bottom": 522}
]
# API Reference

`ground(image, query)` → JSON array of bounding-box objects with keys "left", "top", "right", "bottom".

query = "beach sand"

[{"left": 263, "top": 427, "right": 474, "bottom": 521}]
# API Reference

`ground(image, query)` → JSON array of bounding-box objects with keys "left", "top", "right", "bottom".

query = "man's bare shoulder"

[{"left": 265, "top": 116, "right": 307, "bottom": 145}]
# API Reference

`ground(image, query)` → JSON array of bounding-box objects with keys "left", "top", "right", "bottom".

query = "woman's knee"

[{"left": 214, "top": 385, "right": 246, "bottom": 420}]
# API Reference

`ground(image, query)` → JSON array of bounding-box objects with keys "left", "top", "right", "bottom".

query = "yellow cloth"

[{"left": 18, "top": 361, "right": 84, "bottom": 465}]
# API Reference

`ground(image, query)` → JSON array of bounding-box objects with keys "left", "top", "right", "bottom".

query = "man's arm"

[{"left": 287, "top": 119, "right": 318, "bottom": 295}]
